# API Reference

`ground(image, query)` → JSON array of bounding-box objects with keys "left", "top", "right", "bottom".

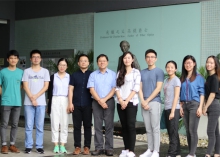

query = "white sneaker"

[
  {"left": 127, "top": 152, "right": 136, "bottom": 157},
  {"left": 151, "top": 150, "right": 159, "bottom": 157},
  {"left": 119, "top": 150, "right": 129, "bottom": 157},
  {"left": 186, "top": 155, "right": 196, "bottom": 157},
  {"left": 139, "top": 149, "right": 152, "bottom": 157}
]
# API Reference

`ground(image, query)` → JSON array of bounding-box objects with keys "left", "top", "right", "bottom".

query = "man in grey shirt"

[
  {"left": 22, "top": 50, "right": 50, "bottom": 154},
  {"left": 139, "top": 49, "right": 164, "bottom": 157}
]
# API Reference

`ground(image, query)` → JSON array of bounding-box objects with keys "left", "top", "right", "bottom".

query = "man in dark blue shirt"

[{"left": 67, "top": 54, "right": 92, "bottom": 155}]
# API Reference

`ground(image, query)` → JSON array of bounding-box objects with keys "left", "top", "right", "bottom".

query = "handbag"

[{"left": 160, "top": 109, "right": 167, "bottom": 129}]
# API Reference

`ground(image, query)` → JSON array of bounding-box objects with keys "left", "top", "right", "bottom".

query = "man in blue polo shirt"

[
  {"left": 87, "top": 54, "right": 116, "bottom": 156},
  {"left": 68, "top": 54, "right": 93, "bottom": 155}
]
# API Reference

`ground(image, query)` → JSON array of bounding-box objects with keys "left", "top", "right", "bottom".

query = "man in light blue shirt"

[{"left": 87, "top": 54, "right": 116, "bottom": 156}]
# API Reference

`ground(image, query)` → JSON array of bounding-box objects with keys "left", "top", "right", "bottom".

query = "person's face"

[
  {"left": 97, "top": 56, "right": 108, "bottom": 70},
  {"left": 166, "top": 63, "right": 176, "bottom": 76},
  {"left": 120, "top": 42, "right": 129, "bottom": 53},
  {"left": 58, "top": 60, "right": 68, "bottom": 73},
  {"left": 30, "top": 53, "right": 41, "bottom": 65},
  {"left": 145, "top": 52, "right": 157, "bottom": 66},
  {"left": 7, "top": 55, "right": 19, "bottom": 66},
  {"left": 206, "top": 57, "right": 215, "bottom": 72},
  {"left": 123, "top": 53, "right": 134, "bottom": 67},
  {"left": 78, "top": 56, "right": 89, "bottom": 69},
  {"left": 184, "top": 59, "right": 195, "bottom": 72}
]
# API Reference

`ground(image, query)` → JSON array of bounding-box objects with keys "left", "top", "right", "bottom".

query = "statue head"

[{"left": 119, "top": 40, "right": 130, "bottom": 53}]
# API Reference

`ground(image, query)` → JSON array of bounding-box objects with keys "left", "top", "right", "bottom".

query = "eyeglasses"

[
  {"left": 32, "top": 56, "right": 41, "bottom": 59},
  {"left": 146, "top": 56, "right": 156, "bottom": 59},
  {"left": 58, "top": 64, "right": 67, "bottom": 67},
  {"left": 184, "top": 62, "right": 194, "bottom": 65}
]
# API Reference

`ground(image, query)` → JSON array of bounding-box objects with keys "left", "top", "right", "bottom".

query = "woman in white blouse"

[
  {"left": 47, "top": 58, "right": 70, "bottom": 154},
  {"left": 116, "top": 52, "right": 141, "bottom": 157}
]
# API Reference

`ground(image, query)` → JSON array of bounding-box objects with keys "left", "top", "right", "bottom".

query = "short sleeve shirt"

[
  {"left": 141, "top": 67, "right": 164, "bottom": 103},
  {"left": 87, "top": 68, "right": 116, "bottom": 98},
  {"left": 22, "top": 67, "right": 50, "bottom": 105},
  {"left": 205, "top": 74, "right": 220, "bottom": 100},
  {"left": 0, "top": 68, "right": 23, "bottom": 106},
  {"left": 69, "top": 70, "right": 92, "bottom": 106},
  {"left": 163, "top": 76, "right": 181, "bottom": 110}
]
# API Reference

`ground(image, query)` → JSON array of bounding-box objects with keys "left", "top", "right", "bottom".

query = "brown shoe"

[
  {"left": 73, "top": 147, "right": 81, "bottom": 155},
  {"left": 9, "top": 145, "right": 20, "bottom": 153},
  {"left": 1, "top": 145, "right": 8, "bottom": 154},
  {"left": 82, "top": 147, "right": 90, "bottom": 155}
]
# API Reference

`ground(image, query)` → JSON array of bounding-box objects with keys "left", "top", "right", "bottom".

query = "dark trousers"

[
  {"left": 92, "top": 98, "right": 115, "bottom": 150},
  {"left": 206, "top": 99, "right": 220, "bottom": 155},
  {"left": 182, "top": 101, "right": 200, "bottom": 156},
  {"left": 165, "top": 109, "right": 181, "bottom": 157},
  {"left": 117, "top": 102, "right": 137, "bottom": 152},
  {"left": 0, "top": 106, "right": 21, "bottom": 145},
  {"left": 72, "top": 105, "right": 92, "bottom": 148}
]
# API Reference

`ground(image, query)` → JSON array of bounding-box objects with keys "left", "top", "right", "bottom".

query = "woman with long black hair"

[
  {"left": 180, "top": 55, "right": 205, "bottom": 157},
  {"left": 115, "top": 51, "right": 141, "bottom": 157},
  {"left": 203, "top": 56, "right": 220, "bottom": 157}
]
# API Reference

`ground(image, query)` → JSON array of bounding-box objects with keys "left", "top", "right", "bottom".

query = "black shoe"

[
  {"left": 25, "top": 148, "right": 32, "bottom": 154},
  {"left": 91, "top": 149, "right": 104, "bottom": 156},
  {"left": 105, "top": 150, "right": 113, "bottom": 156},
  {"left": 36, "top": 148, "right": 44, "bottom": 154}
]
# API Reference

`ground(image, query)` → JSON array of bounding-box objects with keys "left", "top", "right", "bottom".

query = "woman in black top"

[{"left": 203, "top": 56, "right": 220, "bottom": 157}]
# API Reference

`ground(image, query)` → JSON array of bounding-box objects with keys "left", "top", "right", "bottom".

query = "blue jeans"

[{"left": 24, "top": 105, "right": 45, "bottom": 149}]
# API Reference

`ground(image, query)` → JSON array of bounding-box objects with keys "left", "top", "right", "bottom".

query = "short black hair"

[
  {"left": 145, "top": 49, "right": 157, "bottom": 58},
  {"left": 78, "top": 54, "right": 89, "bottom": 62},
  {"left": 7, "top": 50, "right": 19, "bottom": 59},
  {"left": 30, "top": 49, "right": 42, "bottom": 58},
  {"left": 97, "top": 54, "right": 108, "bottom": 62}
]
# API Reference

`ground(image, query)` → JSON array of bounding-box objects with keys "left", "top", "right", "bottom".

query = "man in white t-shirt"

[{"left": 22, "top": 50, "right": 50, "bottom": 154}]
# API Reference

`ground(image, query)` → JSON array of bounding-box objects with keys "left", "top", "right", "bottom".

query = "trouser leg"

[
  {"left": 73, "top": 106, "right": 83, "bottom": 148},
  {"left": 0, "top": 106, "right": 11, "bottom": 145},
  {"left": 92, "top": 100, "right": 104, "bottom": 150},
  {"left": 165, "top": 109, "right": 180, "bottom": 156},
  {"left": 82, "top": 106, "right": 92, "bottom": 148},
  {"left": 9, "top": 106, "right": 21, "bottom": 145},
  {"left": 103, "top": 98, "right": 115, "bottom": 150}
]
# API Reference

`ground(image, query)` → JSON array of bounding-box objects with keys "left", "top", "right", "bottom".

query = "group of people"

[{"left": 0, "top": 40, "right": 219, "bottom": 157}]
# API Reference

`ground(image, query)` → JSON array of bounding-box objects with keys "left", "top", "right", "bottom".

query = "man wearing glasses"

[
  {"left": 22, "top": 50, "right": 50, "bottom": 154},
  {"left": 139, "top": 49, "right": 164, "bottom": 157}
]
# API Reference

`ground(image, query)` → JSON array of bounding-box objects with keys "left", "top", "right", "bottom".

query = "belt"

[{"left": 183, "top": 101, "right": 192, "bottom": 104}]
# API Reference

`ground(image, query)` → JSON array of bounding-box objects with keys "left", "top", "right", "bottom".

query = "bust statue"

[{"left": 117, "top": 40, "right": 141, "bottom": 72}]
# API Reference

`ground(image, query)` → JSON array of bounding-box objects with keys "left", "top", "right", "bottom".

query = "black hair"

[
  {"left": 30, "top": 49, "right": 42, "bottom": 58},
  {"left": 206, "top": 55, "right": 220, "bottom": 80},
  {"left": 7, "top": 50, "right": 19, "bottom": 59},
  {"left": 78, "top": 54, "right": 90, "bottom": 62},
  {"left": 180, "top": 55, "right": 197, "bottom": 83},
  {"left": 96, "top": 54, "right": 108, "bottom": 62},
  {"left": 165, "top": 60, "right": 177, "bottom": 69},
  {"left": 145, "top": 49, "right": 157, "bottom": 58},
  {"left": 117, "top": 52, "right": 134, "bottom": 87},
  {"left": 57, "top": 58, "right": 68, "bottom": 66}
]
